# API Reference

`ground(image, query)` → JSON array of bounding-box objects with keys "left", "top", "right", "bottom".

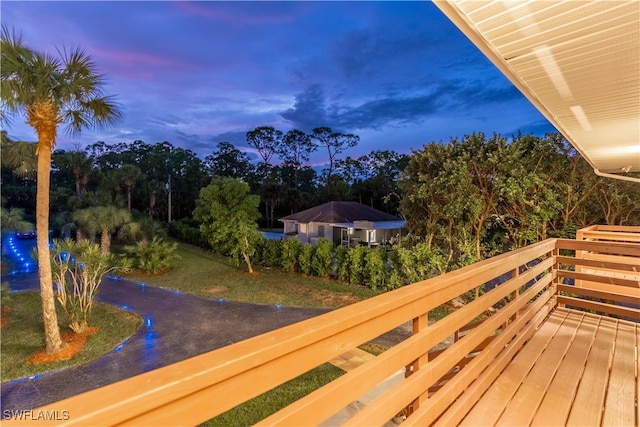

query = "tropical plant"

[
  {"left": 123, "top": 236, "right": 179, "bottom": 274},
  {"left": 116, "top": 164, "right": 142, "bottom": 211},
  {"left": 51, "top": 239, "right": 129, "bottom": 333},
  {"left": 0, "top": 136, "right": 37, "bottom": 179},
  {"left": 73, "top": 206, "right": 132, "bottom": 254},
  {"left": 52, "top": 150, "right": 94, "bottom": 195},
  {"left": 0, "top": 207, "right": 31, "bottom": 232},
  {"left": 193, "top": 178, "right": 262, "bottom": 273},
  {"left": 1, "top": 27, "right": 122, "bottom": 353}
]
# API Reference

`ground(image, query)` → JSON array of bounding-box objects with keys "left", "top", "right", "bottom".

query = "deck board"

[
  {"left": 495, "top": 311, "right": 584, "bottom": 426},
  {"left": 531, "top": 313, "right": 599, "bottom": 426},
  {"left": 458, "top": 309, "right": 568, "bottom": 426},
  {"left": 602, "top": 321, "right": 637, "bottom": 427},
  {"left": 565, "top": 313, "right": 617, "bottom": 427},
  {"left": 459, "top": 308, "right": 638, "bottom": 427}
]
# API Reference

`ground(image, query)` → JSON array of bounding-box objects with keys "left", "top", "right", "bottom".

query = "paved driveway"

[
  {"left": 1, "top": 273, "right": 332, "bottom": 411},
  {"left": 1, "top": 272, "right": 411, "bottom": 411}
]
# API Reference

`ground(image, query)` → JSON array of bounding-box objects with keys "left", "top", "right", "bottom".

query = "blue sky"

[{"left": 1, "top": 1, "right": 556, "bottom": 166}]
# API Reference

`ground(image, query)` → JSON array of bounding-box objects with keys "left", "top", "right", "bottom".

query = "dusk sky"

[{"left": 2, "top": 1, "right": 556, "bottom": 166}]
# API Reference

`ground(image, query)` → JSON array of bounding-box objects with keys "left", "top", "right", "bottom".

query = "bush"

[
  {"left": 124, "top": 236, "right": 180, "bottom": 274},
  {"left": 51, "top": 239, "right": 130, "bottom": 333},
  {"left": 348, "top": 245, "right": 368, "bottom": 285},
  {"left": 389, "top": 239, "right": 446, "bottom": 287},
  {"left": 260, "top": 239, "right": 283, "bottom": 268},
  {"left": 299, "top": 244, "right": 314, "bottom": 276},
  {"left": 168, "top": 219, "right": 210, "bottom": 249},
  {"left": 335, "top": 246, "right": 350, "bottom": 282},
  {"left": 311, "top": 238, "right": 334, "bottom": 278},
  {"left": 365, "top": 248, "right": 389, "bottom": 290},
  {"left": 281, "top": 238, "right": 303, "bottom": 273}
]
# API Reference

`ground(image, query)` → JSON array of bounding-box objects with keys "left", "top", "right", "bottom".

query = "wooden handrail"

[{"left": 4, "top": 235, "right": 638, "bottom": 427}]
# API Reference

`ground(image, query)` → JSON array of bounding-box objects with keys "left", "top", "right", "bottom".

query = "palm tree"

[
  {"left": 116, "top": 164, "right": 142, "bottom": 211},
  {"left": 1, "top": 132, "right": 37, "bottom": 179},
  {"left": 0, "top": 207, "right": 31, "bottom": 232},
  {"left": 53, "top": 150, "right": 94, "bottom": 195},
  {"left": 73, "top": 206, "right": 132, "bottom": 254},
  {"left": 1, "top": 27, "right": 122, "bottom": 353}
]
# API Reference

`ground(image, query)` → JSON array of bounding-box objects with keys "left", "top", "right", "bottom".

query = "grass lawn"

[
  {"left": 201, "top": 363, "right": 345, "bottom": 426},
  {"left": 124, "top": 243, "right": 382, "bottom": 308},
  {"left": 1, "top": 291, "right": 142, "bottom": 381}
]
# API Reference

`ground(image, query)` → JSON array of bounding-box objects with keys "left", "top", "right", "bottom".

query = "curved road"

[{"left": 1, "top": 237, "right": 410, "bottom": 411}]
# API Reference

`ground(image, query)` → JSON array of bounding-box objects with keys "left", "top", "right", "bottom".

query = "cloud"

[
  {"left": 281, "top": 83, "right": 449, "bottom": 134},
  {"left": 280, "top": 85, "right": 328, "bottom": 130}
]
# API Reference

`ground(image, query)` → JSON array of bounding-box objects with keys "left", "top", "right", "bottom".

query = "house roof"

[
  {"left": 433, "top": 0, "right": 640, "bottom": 181},
  {"left": 280, "top": 201, "right": 401, "bottom": 224}
]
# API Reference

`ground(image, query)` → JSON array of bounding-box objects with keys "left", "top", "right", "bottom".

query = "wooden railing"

[
  {"left": 5, "top": 236, "right": 639, "bottom": 426},
  {"left": 574, "top": 225, "right": 640, "bottom": 295}
]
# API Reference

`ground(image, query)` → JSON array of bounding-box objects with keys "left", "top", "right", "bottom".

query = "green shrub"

[
  {"left": 52, "top": 239, "right": 130, "bottom": 333},
  {"left": 365, "top": 248, "right": 388, "bottom": 290},
  {"left": 311, "top": 238, "right": 334, "bottom": 278},
  {"left": 389, "top": 239, "right": 446, "bottom": 286},
  {"left": 124, "top": 236, "right": 180, "bottom": 274},
  {"left": 260, "top": 239, "right": 283, "bottom": 268},
  {"left": 281, "top": 238, "right": 303, "bottom": 273},
  {"left": 299, "top": 244, "right": 314, "bottom": 276},
  {"left": 168, "top": 219, "right": 210, "bottom": 249},
  {"left": 335, "top": 246, "right": 350, "bottom": 282},
  {"left": 349, "top": 245, "right": 368, "bottom": 285}
]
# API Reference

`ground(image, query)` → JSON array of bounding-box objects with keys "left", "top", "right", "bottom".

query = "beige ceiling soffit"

[
  {"left": 594, "top": 169, "right": 640, "bottom": 184},
  {"left": 432, "top": 0, "right": 640, "bottom": 183}
]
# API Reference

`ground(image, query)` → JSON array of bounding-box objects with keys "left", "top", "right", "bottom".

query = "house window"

[{"left": 317, "top": 225, "right": 325, "bottom": 237}]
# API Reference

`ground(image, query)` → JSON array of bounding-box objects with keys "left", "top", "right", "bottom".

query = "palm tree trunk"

[
  {"left": 101, "top": 229, "right": 111, "bottom": 254},
  {"left": 36, "top": 141, "right": 63, "bottom": 353},
  {"left": 126, "top": 186, "right": 132, "bottom": 211}
]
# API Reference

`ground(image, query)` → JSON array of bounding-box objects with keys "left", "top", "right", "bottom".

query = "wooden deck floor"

[{"left": 458, "top": 307, "right": 639, "bottom": 427}]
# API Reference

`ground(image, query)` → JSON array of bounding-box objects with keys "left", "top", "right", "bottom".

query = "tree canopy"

[{"left": 193, "top": 178, "right": 262, "bottom": 273}]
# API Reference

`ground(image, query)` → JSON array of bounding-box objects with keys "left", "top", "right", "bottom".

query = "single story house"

[{"left": 279, "top": 201, "right": 405, "bottom": 247}]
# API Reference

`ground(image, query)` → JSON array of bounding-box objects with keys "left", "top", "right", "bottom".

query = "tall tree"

[
  {"left": 205, "top": 141, "right": 254, "bottom": 180},
  {"left": 310, "top": 127, "right": 359, "bottom": 196},
  {"left": 194, "top": 178, "right": 262, "bottom": 273},
  {"left": 73, "top": 206, "right": 132, "bottom": 254},
  {"left": 277, "top": 129, "right": 317, "bottom": 188},
  {"left": 1, "top": 27, "right": 122, "bottom": 353},
  {"left": 246, "top": 126, "right": 282, "bottom": 180},
  {"left": 52, "top": 149, "right": 94, "bottom": 195},
  {"left": 116, "top": 164, "right": 142, "bottom": 211}
]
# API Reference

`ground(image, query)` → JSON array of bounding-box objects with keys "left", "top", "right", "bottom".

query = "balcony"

[{"left": 5, "top": 227, "right": 639, "bottom": 426}]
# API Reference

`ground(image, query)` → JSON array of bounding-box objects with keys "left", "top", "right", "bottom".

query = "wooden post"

[{"left": 404, "top": 313, "right": 429, "bottom": 416}]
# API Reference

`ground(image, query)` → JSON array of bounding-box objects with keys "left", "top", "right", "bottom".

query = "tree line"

[{"left": 2, "top": 128, "right": 409, "bottom": 229}]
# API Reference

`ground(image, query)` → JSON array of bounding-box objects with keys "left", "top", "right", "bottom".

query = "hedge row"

[
  {"left": 169, "top": 220, "right": 449, "bottom": 291},
  {"left": 255, "top": 237, "right": 448, "bottom": 291}
]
